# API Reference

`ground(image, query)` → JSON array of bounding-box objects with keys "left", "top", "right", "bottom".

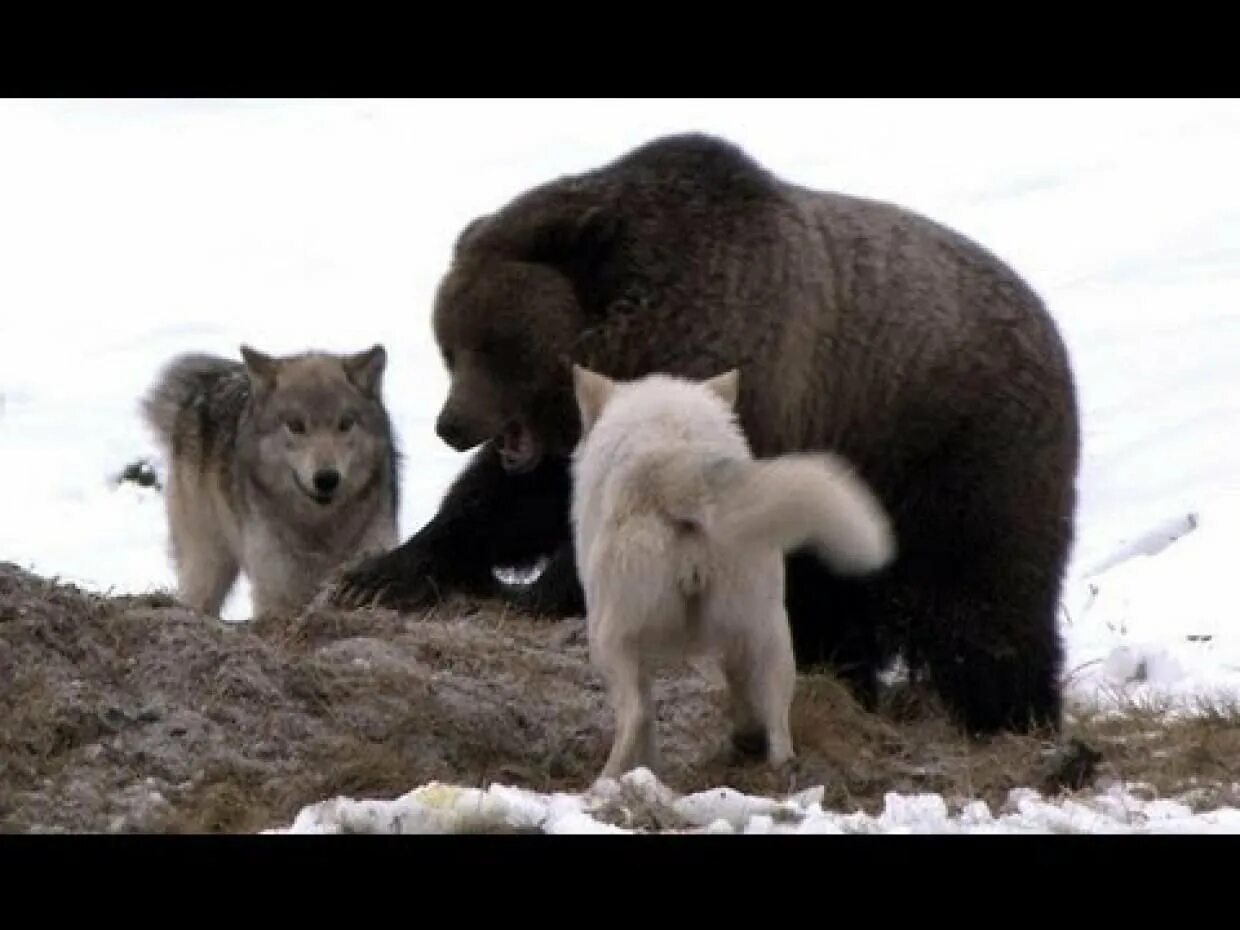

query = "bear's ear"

[
  {"left": 453, "top": 213, "right": 492, "bottom": 255},
  {"left": 703, "top": 369, "right": 740, "bottom": 410},
  {"left": 572, "top": 363, "right": 615, "bottom": 433},
  {"left": 524, "top": 204, "right": 621, "bottom": 277},
  {"left": 343, "top": 344, "right": 387, "bottom": 397},
  {"left": 241, "top": 345, "right": 280, "bottom": 395}
]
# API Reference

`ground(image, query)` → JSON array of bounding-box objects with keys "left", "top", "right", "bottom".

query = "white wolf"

[{"left": 570, "top": 365, "right": 896, "bottom": 781}]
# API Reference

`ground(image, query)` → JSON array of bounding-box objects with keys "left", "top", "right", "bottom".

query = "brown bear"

[{"left": 334, "top": 132, "right": 1081, "bottom": 736}]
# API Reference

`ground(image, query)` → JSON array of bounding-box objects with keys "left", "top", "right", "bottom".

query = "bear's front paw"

[{"left": 329, "top": 547, "right": 446, "bottom": 612}]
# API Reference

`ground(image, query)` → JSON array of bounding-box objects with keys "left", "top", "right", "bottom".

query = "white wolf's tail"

[{"left": 655, "top": 452, "right": 896, "bottom": 576}]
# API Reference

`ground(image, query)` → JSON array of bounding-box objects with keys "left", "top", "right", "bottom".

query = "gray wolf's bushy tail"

[
  {"left": 141, "top": 353, "right": 238, "bottom": 448},
  {"left": 652, "top": 451, "right": 896, "bottom": 575}
]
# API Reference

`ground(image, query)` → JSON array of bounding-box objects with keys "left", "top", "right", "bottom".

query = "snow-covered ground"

[
  {"left": 273, "top": 766, "right": 1240, "bottom": 835},
  {"left": 2, "top": 99, "right": 1238, "bottom": 832}
]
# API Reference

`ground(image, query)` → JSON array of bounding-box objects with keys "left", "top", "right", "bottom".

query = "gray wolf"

[
  {"left": 142, "top": 344, "right": 399, "bottom": 618},
  {"left": 333, "top": 132, "right": 1079, "bottom": 736},
  {"left": 570, "top": 364, "right": 895, "bottom": 780}
]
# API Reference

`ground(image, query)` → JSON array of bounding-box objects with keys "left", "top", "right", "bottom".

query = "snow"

[
  {"left": 269, "top": 767, "right": 1240, "bottom": 835},
  {"left": 2, "top": 98, "right": 1239, "bottom": 832},
  {"left": 1064, "top": 490, "right": 1240, "bottom": 713}
]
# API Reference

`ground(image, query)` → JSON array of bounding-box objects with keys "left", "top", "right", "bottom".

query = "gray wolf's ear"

[
  {"left": 240, "top": 345, "right": 280, "bottom": 394},
  {"left": 703, "top": 369, "right": 740, "bottom": 410},
  {"left": 344, "top": 344, "right": 387, "bottom": 396},
  {"left": 572, "top": 364, "right": 615, "bottom": 433}
]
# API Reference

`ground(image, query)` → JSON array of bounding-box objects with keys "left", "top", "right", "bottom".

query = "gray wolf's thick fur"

[
  {"left": 571, "top": 365, "right": 894, "bottom": 780},
  {"left": 142, "top": 344, "right": 399, "bottom": 618}
]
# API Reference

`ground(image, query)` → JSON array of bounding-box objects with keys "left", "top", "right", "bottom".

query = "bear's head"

[{"left": 429, "top": 201, "right": 621, "bottom": 474}]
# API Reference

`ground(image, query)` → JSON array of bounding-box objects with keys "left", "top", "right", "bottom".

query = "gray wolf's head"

[{"left": 239, "top": 344, "right": 392, "bottom": 514}]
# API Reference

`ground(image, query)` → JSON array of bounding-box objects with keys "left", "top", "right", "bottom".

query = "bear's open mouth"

[{"left": 497, "top": 420, "right": 542, "bottom": 474}]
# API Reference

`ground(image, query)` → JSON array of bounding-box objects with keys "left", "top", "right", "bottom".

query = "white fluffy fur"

[{"left": 570, "top": 365, "right": 896, "bottom": 782}]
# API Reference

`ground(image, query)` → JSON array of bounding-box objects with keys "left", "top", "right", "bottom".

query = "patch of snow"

[
  {"left": 270, "top": 768, "right": 1240, "bottom": 835},
  {"left": 1063, "top": 491, "right": 1240, "bottom": 713}
]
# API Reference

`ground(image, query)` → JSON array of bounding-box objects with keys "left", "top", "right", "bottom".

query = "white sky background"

[{"left": 1, "top": 97, "right": 1237, "bottom": 603}]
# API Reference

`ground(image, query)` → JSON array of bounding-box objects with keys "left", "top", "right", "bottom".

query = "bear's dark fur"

[{"left": 335, "top": 133, "right": 1081, "bottom": 736}]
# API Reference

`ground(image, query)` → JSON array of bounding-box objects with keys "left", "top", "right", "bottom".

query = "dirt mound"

[{"left": 2, "top": 562, "right": 1236, "bottom": 832}]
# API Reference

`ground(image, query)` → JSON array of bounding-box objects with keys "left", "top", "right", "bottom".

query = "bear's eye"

[
  {"left": 285, "top": 417, "right": 306, "bottom": 435},
  {"left": 338, "top": 414, "right": 356, "bottom": 433}
]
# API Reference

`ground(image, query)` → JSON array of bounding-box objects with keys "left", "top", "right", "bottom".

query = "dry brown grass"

[{"left": 1, "top": 561, "right": 1237, "bottom": 832}]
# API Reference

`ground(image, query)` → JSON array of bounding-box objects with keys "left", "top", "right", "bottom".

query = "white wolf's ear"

[
  {"left": 572, "top": 364, "right": 615, "bottom": 432},
  {"left": 241, "top": 345, "right": 280, "bottom": 394},
  {"left": 703, "top": 369, "right": 740, "bottom": 410},
  {"left": 344, "top": 344, "right": 387, "bottom": 396}
]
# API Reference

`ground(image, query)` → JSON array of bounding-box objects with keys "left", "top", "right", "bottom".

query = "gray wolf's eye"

[
  {"left": 338, "top": 414, "right": 356, "bottom": 433},
  {"left": 286, "top": 418, "right": 306, "bottom": 435}
]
